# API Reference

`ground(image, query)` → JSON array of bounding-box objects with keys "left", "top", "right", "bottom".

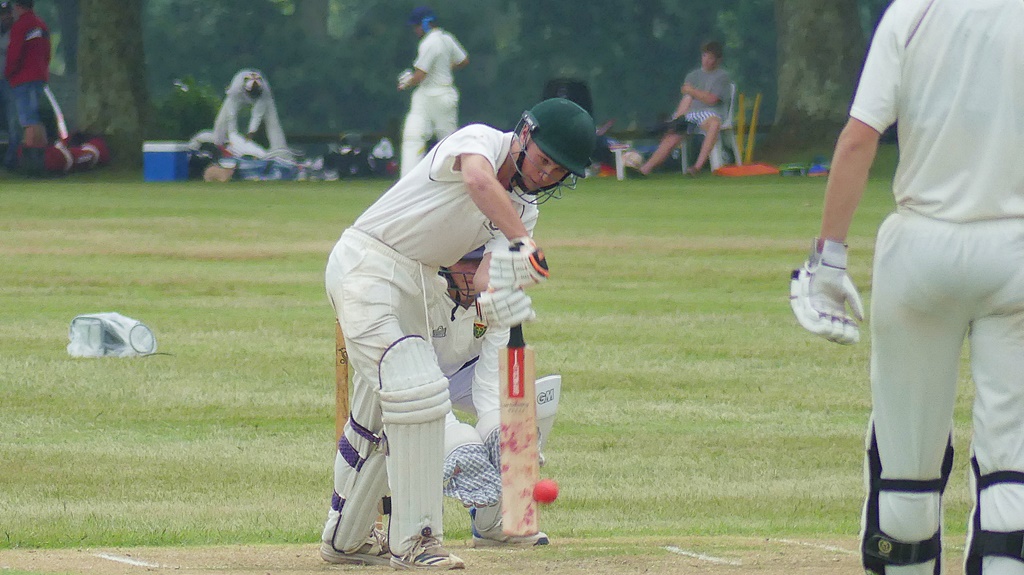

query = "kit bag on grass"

[{"left": 67, "top": 312, "right": 157, "bottom": 358}]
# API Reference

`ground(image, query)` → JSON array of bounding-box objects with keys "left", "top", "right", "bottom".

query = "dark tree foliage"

[
  {"left": 772, "top": 0, "right": 866, "bottom": 150},
  {"left": 63, "top": 0, "right": 892, "bottom": 154},
  {"left": 141, "top": 0, "right": 783, "bottom": 138}
]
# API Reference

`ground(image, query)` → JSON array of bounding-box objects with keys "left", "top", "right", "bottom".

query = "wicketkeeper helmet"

[{"left": 522, "top": 98, "right": 596, "bottom": 178}]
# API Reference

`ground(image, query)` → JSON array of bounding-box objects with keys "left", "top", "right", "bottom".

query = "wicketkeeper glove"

[
  {"left": 790, "top": 238, "right": 865, "bottom": 345},
  {"left": 476, "top": 287, "right": 535, "bottom": 329},
  {"left": 397, "top": 68, "right": 414, "bottom": 90},
  {"left": 488, "top": 236, "right": 549, "bottom": 290},
  {"left": 443, "top": 442, "right": 502, "bottom": 508}
]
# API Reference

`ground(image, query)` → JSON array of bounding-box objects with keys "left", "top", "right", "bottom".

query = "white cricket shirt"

[
  {"left": 353, "top": 124, "right": 539, "bottom": 268},
  {"left": 413, "top": 28, "right": 467, "bottom": 92},
  {"left": 851, "top": 0, "right": 1024, "bottom": 222}
]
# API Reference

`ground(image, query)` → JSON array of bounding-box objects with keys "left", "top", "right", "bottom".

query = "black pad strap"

[
  {"left": 969, "top": 530, "right": 1024, "bottom": 562},
  {"left": 863, "top": 429, "right": 952, "bottom": 574},
  {"left": 966, "top": 457, "right": 1024, "bottom": 573},
  {"left": 879, "top": 477, "right": 946, "bottom": 493},
  {"left": 864, "top": 532, "right": 942, "bottom": 566},
  {"left": 977, "top": 470, "right": 1024, "bottom": 490}
]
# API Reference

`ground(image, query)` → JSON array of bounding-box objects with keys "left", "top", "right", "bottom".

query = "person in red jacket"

[{"left": 3, "top": 0, "right": 49, "bottom": 174}]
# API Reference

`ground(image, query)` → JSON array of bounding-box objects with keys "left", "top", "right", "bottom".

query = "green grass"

[{"left": 0, "top": 146, "right": 978, "bottom": 550}]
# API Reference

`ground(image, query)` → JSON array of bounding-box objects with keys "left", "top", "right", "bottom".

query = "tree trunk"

[
  {"left": 56, "top": 0, "right": 79, "bottom": 75},
  {"left": 78, "top": 0, "right": 148, "bottom": 167},
  {"left": 772, "top": 0, "right": 865, "bottom": 150}
]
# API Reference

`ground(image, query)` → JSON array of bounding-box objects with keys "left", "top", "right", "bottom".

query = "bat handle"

[{"left": 508, "top": 325, "right": 525, "bottom": 348}]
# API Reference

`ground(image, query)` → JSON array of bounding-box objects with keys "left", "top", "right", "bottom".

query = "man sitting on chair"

[{"left": 631, "top": 40, "right": 731, "bottom": 176}]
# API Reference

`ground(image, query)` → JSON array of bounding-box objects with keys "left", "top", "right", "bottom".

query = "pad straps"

[
  {"left": 863, "top": 430, "right": 953, "bottom": 574},
  {"left": 966, "top": 457, "right": 1024, "bottom": 572},
  {"left": 864, "top": 533, "right": 942, "bottom": 566}
]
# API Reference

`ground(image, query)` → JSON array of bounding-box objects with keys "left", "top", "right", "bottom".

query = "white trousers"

[
  {"left": 867, "top": 212, "right": 1024, "bottom": 575},
  {"left": 400, "top": 87, "right": 459, "bottom": 177}
]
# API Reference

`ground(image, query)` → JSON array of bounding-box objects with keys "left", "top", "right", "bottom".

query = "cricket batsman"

[{"left": 319, "top": 98, "right": 594, "bottom": 570}]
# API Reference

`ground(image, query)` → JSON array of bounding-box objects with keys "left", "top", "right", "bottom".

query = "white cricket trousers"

[
  {"left": 867, "top": 211, "right": 1024, "bottom": 575},
  {"left": 400, "top": 87, "right": 459, "bottom": 177}
]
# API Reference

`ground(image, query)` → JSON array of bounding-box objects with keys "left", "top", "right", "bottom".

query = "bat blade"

[
  {"left": 498, "top": 325, "right": 540, "bottom": 537},
  {"left": 43, "top": 86, "right": 69, "bottom": 141},
  {"left": 335, "top": 320, "right": 349, "bottom": 443}
]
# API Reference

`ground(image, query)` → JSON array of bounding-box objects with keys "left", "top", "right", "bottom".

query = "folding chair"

[{"left": 680, "top": 83, "right": 742, "bottom": 172}]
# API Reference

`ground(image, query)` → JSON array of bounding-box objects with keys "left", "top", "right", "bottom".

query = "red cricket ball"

[{"left": 533, "top": 478, "right": 559, "bottom": 504}]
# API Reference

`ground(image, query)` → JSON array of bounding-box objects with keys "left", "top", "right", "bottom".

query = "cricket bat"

[
  {"left": 335, "top": 320, "right": 389, "bottom": 527},
  {"left": 335, "top": 320, "right": 349, "bottom": 443},
  {"left": 43, "top": 86, "right": 69, "bottom": 141},
  {"left": 498, "top": 324, "right": 540, "bottom": 536}
]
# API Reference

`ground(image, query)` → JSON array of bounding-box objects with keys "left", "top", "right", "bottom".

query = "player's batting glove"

[
  {"left": 488, "top": 236, "right": 549, "bottom": 290},
  {"left": 790, "top": 239, "right": 865, "bottom": 345},
  {"left": 476, "top": 287, "right": 535, "bottom": 329},
  {"left": 443, "top": 443, "right": 502, "bottom": 508}
]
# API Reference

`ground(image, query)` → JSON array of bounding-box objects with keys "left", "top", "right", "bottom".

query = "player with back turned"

[
  {"left": 789, "top": 2, "right": 1024, "bottom": 575},
  {"left": 397, "top": 6, "right": 469, "bottom": 178},
  {"left": 319, "top": 98, "right": 595, "bottom": 570}
]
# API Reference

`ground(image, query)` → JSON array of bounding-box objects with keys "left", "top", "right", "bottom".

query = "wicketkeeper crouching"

[{"left": 432, "top": 248, "right": 559, "bottom": 547}]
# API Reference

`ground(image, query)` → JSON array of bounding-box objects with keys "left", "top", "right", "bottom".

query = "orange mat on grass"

[{"left": 713, "top": 163, "right": 780, "bottom": 177}]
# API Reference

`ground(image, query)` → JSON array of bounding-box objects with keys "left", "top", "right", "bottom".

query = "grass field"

[{"left": 0, "top": 152, "right": 979, "bottom": 573}]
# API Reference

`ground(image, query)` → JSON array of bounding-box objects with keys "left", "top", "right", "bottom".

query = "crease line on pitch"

[
  {"left": 93, "top": 552, "right": 163, "bottom": 567},
  {"left": 772, "top": 538, "right": 858, "bottom": 555},
  {"left": 663, "top": 546, "right": 742, "bottom": 565}
]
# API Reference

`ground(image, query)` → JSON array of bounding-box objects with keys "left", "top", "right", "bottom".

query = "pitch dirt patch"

[{"left": 0, "top": 536, "right": 967, "bottom": 575}]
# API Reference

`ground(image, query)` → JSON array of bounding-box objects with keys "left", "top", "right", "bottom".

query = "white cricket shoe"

[
  {"left": 468, "top": 506, "right": 550, "bottom": 548},
  {"left": 320, "top": 526, "right": 391, "bottom": 566},
  {"left": 390, "top": 527, "right": 465, "bottom": 570}
]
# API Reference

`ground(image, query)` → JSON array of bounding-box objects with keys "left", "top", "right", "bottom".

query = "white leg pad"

[
  {"left": 535, "top": 375, "right": 561, "bottom": 455},
  {"left": 379, "top": 336, "right": 452, "bottom": 556},
  {"left": 476, "top": 409, "right": 502, "bottom": 468},
  {"left": 880, "top": 491, "right": 941, "bottom": 543},
  {"left": 321, "top": 367, "right": 391, "bottom": 554},
  {"left": 472, "top": 502, "right": 502, "bottom": 534},
  {"left": 322, "top": 446, "right": 389, "bottom": 552},
  {"left": 446, "top": 418, "right": 484, "bottom": 456}
]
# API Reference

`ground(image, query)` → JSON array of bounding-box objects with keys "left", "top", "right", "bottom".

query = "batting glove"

[
  {"left": 488, "top": 236, "right": 549, "bottom": 290},
  {"left": 476, "top": 287, "right": 535, "bottom": 329},
  {"left": 790, "top": 239, "right": 865, "bottom": 345}
]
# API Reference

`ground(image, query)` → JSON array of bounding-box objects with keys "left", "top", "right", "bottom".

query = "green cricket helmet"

[{"left": 522, "top": 98, "right": 596, "bottom": 178}]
